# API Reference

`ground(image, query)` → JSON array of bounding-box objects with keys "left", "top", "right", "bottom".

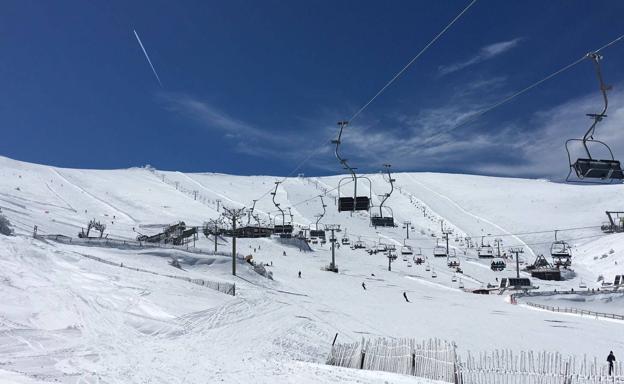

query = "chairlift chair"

[
  {"left": 341, "top": 230, "right": 351, "bottom": 245},
  {"left": 401, "top": 245, "right": 414, "bottom": 256},
  {"left": 271, "top": 182, "right": 294, "bottom": 238},
  {"left": 477, "top": 237, "right": 494, "bottom": 258},
  {"left": 433, "top": 239, "right": 447, "bottom": 257},
  {"left": 566, "top": 53, "right": 623, "bottom": 183},
  {"left": 447, "top": 257, "right": 460, "bottom": 268},
  {"left": 370, "top": 164, "right": 396, "bottom": 227},
  {"left": 333, "top": 121, "right": 372, "bottom": 212},
  {"left": 490, "top": 258, "right": 506, "bottom": 271},
  {"left": 550, "top": 230, "right": 572, "bottom": 268}
]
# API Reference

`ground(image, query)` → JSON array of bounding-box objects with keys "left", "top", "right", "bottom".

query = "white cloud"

[
  {"left": 439, "top": 38, "right": 523, "bottom": 76},
  {"left": 160, "top": 93, "right": 308, "bottom": 159},
  {"left": 323, "top": 84, "right": 624, "bottom": 181}
]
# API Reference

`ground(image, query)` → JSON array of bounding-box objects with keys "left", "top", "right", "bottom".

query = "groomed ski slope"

[{"left": 1, "top": 155, "right": 623, "bottom": 383}]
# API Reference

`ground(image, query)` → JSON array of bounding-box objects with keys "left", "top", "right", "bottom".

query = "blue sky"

[{"left": 2, "top": 1, "right": 624, "bottom": 179}]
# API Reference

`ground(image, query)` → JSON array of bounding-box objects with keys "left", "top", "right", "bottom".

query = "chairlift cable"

[
  {"left": 347, "top": 0, "right": 478, "bottom": 125},
  {"left": 478, "top": 225, "right": 603, "bottom": 239},
  {"left": 247, "top": 0, "right": 478, "bottom": 206},
  {"left": 422, "top": 33, "right": 624, "bottom": 146}
]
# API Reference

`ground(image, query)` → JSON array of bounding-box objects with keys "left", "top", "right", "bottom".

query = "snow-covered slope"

[{"left": 1, "top": 155, "right": 624, "bottom": 383}]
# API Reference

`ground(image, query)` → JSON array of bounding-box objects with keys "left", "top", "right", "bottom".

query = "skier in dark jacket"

[
  {"left": 608, "top": 351, "right": 616, "bottom": 375},
  {"left": 298, "top": 271, "right": 301, "bottom": 278},
  {"left": 403, "top": 291, "right": 410, "bottom": 302},
  {"left": 362, "top": 282, "right": 366, "bottom": 290}
]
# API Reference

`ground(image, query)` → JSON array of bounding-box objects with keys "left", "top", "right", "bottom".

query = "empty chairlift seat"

[
  {"left": 338, "top": 196, "right": 370, "bottom": 212},
  {"left": 370, "top": 216, "right": 394, "bottom": 227},
  {"left": 573, "top": 158, "right": 624, "bottom": 180}
]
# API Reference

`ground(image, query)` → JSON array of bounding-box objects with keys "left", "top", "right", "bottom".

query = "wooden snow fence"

[
  {"left": 327, "top": 337, "right": 458, "bottom": 382},
  {"left": 523, "top": 301, "right": 624, "bottom": 321},
  {"left": 457, "top": 350, "right": 624, "bottom": 384}
]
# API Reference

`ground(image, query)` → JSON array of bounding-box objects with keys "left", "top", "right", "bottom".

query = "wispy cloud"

[
  {"left": 335, "top": 84, "right": 624, "bottom": 180},
  {"left": 160, "top": 93, "right": 330, "bottom": 163},
  {"left": 438, "top": 38, "right": 523, "bottom": 76}
]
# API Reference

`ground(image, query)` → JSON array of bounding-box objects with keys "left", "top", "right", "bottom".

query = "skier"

[
  {"left": 403, "top": 291, "right": 410, "bottom": 303},
  {"left": 362, "top": 282, "right": 366, "bottom": 290},
  {"left": 283, "top": 251, "right": 286, "bottom": 256},
  {"left": 298, "top": 271, "right": 301, "bottom": 278},
  {"left": 608, "top": 351, "right": 616, "bottom": 376}
]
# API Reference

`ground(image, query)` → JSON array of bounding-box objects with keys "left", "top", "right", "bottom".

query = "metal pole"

[
  {"left": 331, "top": 228, "right": 336, "bottom": 270},
  {"left": 232, "top": 218, "right": 237, "bottom": 276},
  {"left": 214, "top": 223, "right": 218, "bottom": 253}
]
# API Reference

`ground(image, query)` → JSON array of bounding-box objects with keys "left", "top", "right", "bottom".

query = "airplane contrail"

[{"left": 133, "top": 29, "right": 163, "bottom": 87}]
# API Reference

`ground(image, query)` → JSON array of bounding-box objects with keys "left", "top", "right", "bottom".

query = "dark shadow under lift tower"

[
  {"left": 566, "top": 52, "right": 623, "bottom": 182},
  {"left": 333, "top": 121, "right": 372, "bottom": 212},
  {"left": 271, "top": 181, "right": 293, "bottom": 238},
  {"left": 370, "top": 164, "right": 395, "bottom": 227}
]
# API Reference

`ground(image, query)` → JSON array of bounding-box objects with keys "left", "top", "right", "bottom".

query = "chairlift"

[
  {"left": 458, "top": 279, "right": 465, "bottom": 289},
  {"left": 352, "top": 239, "right": 366, "bottom": 250},
  {"left": 407, "top": 261, "right": 412, "bottom": 267},
  {"left": 579, "top": 279, "right": 587, "bottom": 289},
  {"left": 333, "top": 121, "right": 372, "bottom": 211},
  {"left": 370, "top": 164, "right": 396, "bottom": 227},
  {"left": 433, "top": 239, "right": 447, "bottom": 257},
  {"left": 401, "top": 244, "right": 414, "bottom": 256},
  {"left": 447, "top": 257, "right": 460, "bottom": 268},
  {"left": 425, "top": 264, "right": 431, "bottom": 272},
  {"left": 309, "top": 195, "right": 327, "bottom": 240},
  {"left": 341, "top": 229, "right": 350, "bottom": 245},
  {"left": 271, "top": 182, "right": 293, "bottom": 238},
  {"left": 490, "top": 258, "right": 506, "bottom": 271},
  {"left": 477, "top": 236, "right": 494, "bottom": 258},
  {"left": 431, "top": 270, "right": 437, "bottom": 278},
  {"left": 451, "top": 274, "right": 457, "bottom": 283},
  {"left": 566, "top": 53, "right": 623, "bottom": 183},
  {"left": 550, "top": 230, "right": 572, "bottom": 268}
]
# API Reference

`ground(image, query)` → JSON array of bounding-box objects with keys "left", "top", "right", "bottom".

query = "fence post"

[{"left": 360, "top": 350, "right": 366, "bottom": 369}]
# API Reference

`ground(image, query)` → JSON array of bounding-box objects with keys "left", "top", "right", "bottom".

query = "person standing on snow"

[
  {"left": 362, "top": 282, "right": 366, "bottom": 290},
  {"left": 608, "top": 351, "right": 616, "bottom": 376},
  {"left": 298, "top": 271, "right": 301, "bottom": 278},
  {"left": 403, "top": 291, "right": 410, "bottom": 302}
]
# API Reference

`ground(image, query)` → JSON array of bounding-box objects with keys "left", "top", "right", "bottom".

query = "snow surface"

[{"left": 1, "top": 155, "right": 624, "bottom": 383}]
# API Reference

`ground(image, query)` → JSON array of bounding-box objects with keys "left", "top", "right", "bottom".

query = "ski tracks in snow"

[
  {"left": 50, "top": 169, "right": 138, "bottom": 223},
  {"left": 405, "top": 174, "right": 536, "bottom": 258}
]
